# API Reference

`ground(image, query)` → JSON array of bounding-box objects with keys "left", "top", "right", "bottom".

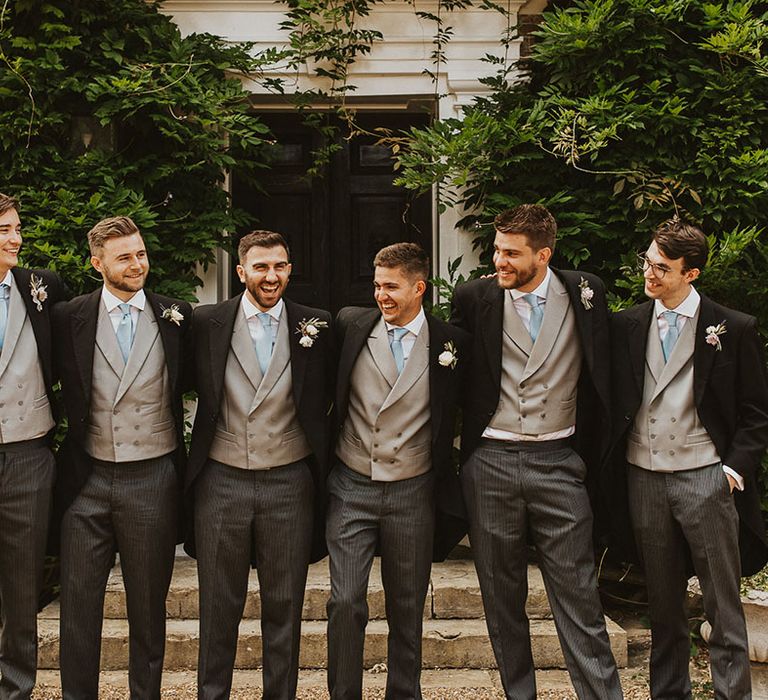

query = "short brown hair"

[
  {"left": 88, "top": 216, "right": 141, "bottom": 255},
  {"left": 238, "top": 230, "right": 290, "bottom": 263},
  {"left": 653, "top": 218, "right": 708, "bottom": 271},
  {"left": 494, "top": 204, "right": 557, "bottom": 252},
  {"left": 0, "top": 193, "right": 19, "bottom": 217},
  {"left": 373, "top": 242, "right": 430, "bottom": 282}
]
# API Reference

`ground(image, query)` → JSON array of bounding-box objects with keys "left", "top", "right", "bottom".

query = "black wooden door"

[{"left": 231, "top": 112, "right": 432, "bottom": 313}]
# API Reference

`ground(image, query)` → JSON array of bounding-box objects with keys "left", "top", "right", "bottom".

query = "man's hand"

[{"left": 726, "top": 473, "right": 737, "bottom": 493}]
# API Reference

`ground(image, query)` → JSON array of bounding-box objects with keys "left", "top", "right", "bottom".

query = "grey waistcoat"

[
  {"left": 336, "top": 317, "right": 432, "bottom": 482},
  {"left": 209, "top": 307, "right": 311, "bottom": 470},
  {"left": 85, "top": 302, "right": 177, "bottom": 463},
  {"left": 627, "top": 309, "right": 720, "bottom": 471},
  {"left": 0, "top": 283, "right": 54, "bottom": 443},
  {"left": 488, "top": 274, "right": 582, "bottom": 436}
]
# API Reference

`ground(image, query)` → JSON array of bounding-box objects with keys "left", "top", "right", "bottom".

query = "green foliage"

[
  {"left": 0, "top": 0, "right": 274, "bottom": 298},
  {"left": 397, "top": 0, "right": 768, "bottom": 320}
]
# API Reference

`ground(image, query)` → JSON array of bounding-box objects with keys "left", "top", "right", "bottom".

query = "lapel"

[
  {"left": 251, "top": 310, "right": 290, "bottom": 412},
  {"left": 427, "top": 315, "right": 449, "bottom": 441},
  {"left": 71, "top": 289, "right": 101, "bottom": 407},
  {"left": 650, "top": 310, "right": 696, "bottom": 402},
  {"left": 231, "top": 306, "right": 263, "bottom": 394},
  {"left": 146, "top": 292, "right": 181, "bottom": 398},
  {"left": 95, "top": 301, "right": 126, "bottom": 380},
  {"left": 645, "top": 310, "right": 664, "bottom": 386},
  {"left": 693, "top": 294, "right": 720, "bottom": 407},
  {"left": 380, "top": 318, "right": 429, "bottom": 413},
  {"left": 207, "top": 295, "right": 242, "bottom": 412},
  {"left": 0, "top": 281, "right": 28, "bottom": 377},
  {"left": 523, "top": 273, "right": 569, "bottom": 381},
  {"left": 10, "top": 268, "right": 51, "bottom": 382},
  {"left": 285, "top": 299, "right": 308, "bottom": 409},
  {"left": 115, "top": 303, "right": 159, "bottom": 404},
  {"left": 556, "top": 269, "right": 595, "bottom": 375},
  {"left": 480, "top": 282, "right": 504, "bottom": 389},
  {"left": 502, "top": 292, "right": 534, "bottom": 357},
  {"left": 368, "top": 317, "right": 400, "bottom": 389},
  {"left": 337, "top": 309, "right": 379, "bottom": 420},
  {"left": 625, "top": 302, "right": 654, "bottom": 396}
]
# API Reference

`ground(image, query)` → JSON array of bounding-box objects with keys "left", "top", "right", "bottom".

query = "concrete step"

[
  {"left": 38, "top": 557, "right": 551, "bottom": 622},
  {"left": 37, "top": 617, "right": 628, "bottom": 671}
]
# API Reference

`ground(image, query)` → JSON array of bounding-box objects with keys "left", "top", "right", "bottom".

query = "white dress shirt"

[
  {"left": 385, "top": 307, "right": 426, "bottom": 365},
  {"left": 101, "top": 286, "right": 145, "bottom": 335},
  {"left": 655, "top": 286, "right": 742, "bottom": 491},
  {"left": 241, "top": 294, "right": 283, "bottom": 348}
]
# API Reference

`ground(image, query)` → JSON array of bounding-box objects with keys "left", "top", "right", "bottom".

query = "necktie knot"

[
  {"left": 258, "top": 312, "right": 272, "bottom": 329},
  {"left": 0, "top": 283, "right": 9, "bottom": 300},
  {"left": 118, "top": 302, "right": 131, "bottom": 317},
  {"left": 254, "top": 312, "right": 275, "bottom": 375},
  {"left": 115, "top": 303, "right": 134, "bottom": 363},
  {"left": 663, "top": 310, "right": 679, "bottom": 328},
  {"left": 390, "top": 327, "right": 408, "bottom": 342}
]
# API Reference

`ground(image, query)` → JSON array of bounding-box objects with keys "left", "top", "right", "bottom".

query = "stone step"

[
  {"left": 38, "top": 557, "right": 550, "bottom": 622},
  {"left": 37, "top": 617, "right": 627, "bottom": 671}
]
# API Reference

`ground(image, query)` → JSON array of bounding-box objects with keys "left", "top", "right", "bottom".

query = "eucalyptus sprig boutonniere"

[
  {"left": 161, "top": 304, "right": 184, "bottom": 326},
  {"left": 438, "top": 340, "right": 458, "bottom": 369},
  {"left": 296, "top": 317, "right": 328, "bottom": 347},
  {"left": 578, "top": 277, "right": 594, "bottom": 310},
  {"left": 29, "top": 274, "right": 48, "bottom": 312},
  {"left": 705, "top": 321, "right": 727, "bottom": 351}
]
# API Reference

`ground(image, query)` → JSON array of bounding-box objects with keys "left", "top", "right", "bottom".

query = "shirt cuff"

[{"left": 722, "top": 465, "right": 744, "bottom": 491}]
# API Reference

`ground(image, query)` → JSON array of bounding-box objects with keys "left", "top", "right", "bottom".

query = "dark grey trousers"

[
  {"left": 628, "top": 463, "right": 750, "bottom": 700},
  {"left": 326, "top": 462, "right": 435, "bottom": 700},
  {"left": 194, "top": 459, "right": 314, "bottom": 700},
  {"left": 461, "top": 439, "right": 622, "bottom": 700},
  {"left": 59, "top": 456, "right": 179, "bottom": 700},
  {"left": 0, "top": 443, "right": 54, "bottom": 700}
]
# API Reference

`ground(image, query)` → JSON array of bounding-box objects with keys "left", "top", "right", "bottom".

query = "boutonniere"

[
  {"left": 296, "top": 317, "right": 328, "bottom": 347},
  {"left": 705, "top": 321, "right": 726, "bottom": 351},
  {"left": 438, "top": 340, "right": 459, "bottom": 369},
  {"left": 160, "top": 304, "right": 184, "bottom": 326},
  {"left": 578, "top": 277, "right": 594, "bottom": 310},
  {"left": 29, "top": 274, "right": 48, "bottom": 312}
]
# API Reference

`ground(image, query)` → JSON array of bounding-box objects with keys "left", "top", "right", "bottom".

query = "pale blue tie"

[
  {"left": 389, "top": 327, "right": 408, "bottom": 374},
  {"left": 0, "top": 283, "right": 9, "bottom": 351},
  {"left": 524, "top": 293, "right": 544, "bottom": 342},
  {"left": 116, "top": 303, "right": 134, "bottom": 363},
  {"left": 662, "top": 310, "right": 680, "bottom": 362},
  {"left": 255, "top": 312, "right": 275, "bottom": 374}
]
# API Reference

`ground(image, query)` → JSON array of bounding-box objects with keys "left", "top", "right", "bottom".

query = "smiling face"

[
  {"left": 91, "top": 232, "right": 149, "bottom": 301},
  {"left": 374, "top": 264, "right": 425, "bottom": 327},
  {"left": 643, "top": 240, "right": 699, "bottom": 309},
  {"left": 493, "top": 231, "right": 551, "bottom": 292},
  {"left": 237, "top": 244, "right": 291, "bottom": 311},
  {"left": 0, "top": 207, "right": 22, "bottom": 276}
]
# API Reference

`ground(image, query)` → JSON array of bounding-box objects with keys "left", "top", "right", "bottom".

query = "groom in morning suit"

[
  {"left": 185, "top": 231, "right": 334, "bottom": 700},
  {"left": 327, "top": 243, "right": 470, "bottom": 700},
  {"left": 0, "top": 193, "right": 67, "bottom": 700},
  {"left": 451, "top": 204, "right": 622, "bottom": 700},
  {"left": 608, "top": 219, "right": 768, "bottom": 699},
  {"left": 53, "top": 216, "right": 191, "bottom": 700}
]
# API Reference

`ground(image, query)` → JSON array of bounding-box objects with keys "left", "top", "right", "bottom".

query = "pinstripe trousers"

[
  {"left": 461, "top": 439, "right": 622, "bottom": 700},
  {"left": 59, "top": 456, "right": 179, "bottom": 700},
  {"left": 326, "top": 462, "right": 435, "bottom": 700},
  {"left": 194, "top": 459, "right": 314, "bottom": 700},
  {"left": 0, "top": 444, "right": 54, "bottom": 700},
  {"left": 628, "top": 463, "right": 750, "bottom": 700}
]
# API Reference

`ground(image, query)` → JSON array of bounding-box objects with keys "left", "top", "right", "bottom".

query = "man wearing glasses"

[{"left": 608, "top": 218, "right": 768, "bottom": 699}]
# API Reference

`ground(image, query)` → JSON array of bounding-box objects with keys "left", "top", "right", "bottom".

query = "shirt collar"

[
  {"left": 386, "top": 307, "right": 426, "bottom": 337},
  {"left": 510, "top": 267, "right": 551, "bottom": 301},
  {"left": 102, "top": 286, "right": 145, "bottom": 313},
  {"left": 655, "top": 285, "right": 700, "bottom": 319},
  {"left": 241, "top": 293, "right": 284, "bottom": 322},
  {"left": 1, "top": 270, "right": 12, "bottom": 288}
]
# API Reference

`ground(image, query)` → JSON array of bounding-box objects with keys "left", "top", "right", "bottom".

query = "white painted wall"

[{"left": 165, "top": 0, "right": 537, "bottom": 300}]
